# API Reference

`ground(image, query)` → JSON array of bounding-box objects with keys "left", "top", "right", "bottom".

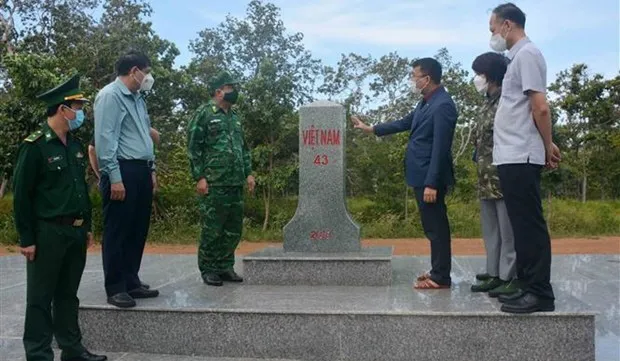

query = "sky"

[{"left": 146, "top": 0, "right": 619, "bottom": 84}]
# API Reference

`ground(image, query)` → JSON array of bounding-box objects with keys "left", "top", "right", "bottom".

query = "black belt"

[
  {"left": 43, "top": 216, "right": 85, "bottom": 227},
  {"left": 118, "top": 159, "right": 154, "bottom": 167}
]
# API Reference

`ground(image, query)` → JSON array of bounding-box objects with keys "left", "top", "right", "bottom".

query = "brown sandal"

[
  {"left": 413, "top": 278, "right": 450, "bottom": 290},
  {"left": 416, "top": 271, "right": 431, "bottom": 282}
]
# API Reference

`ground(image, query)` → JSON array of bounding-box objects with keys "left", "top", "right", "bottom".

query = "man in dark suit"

[{"left": 351, "top": 57, "right": 458, "bottom": 289}]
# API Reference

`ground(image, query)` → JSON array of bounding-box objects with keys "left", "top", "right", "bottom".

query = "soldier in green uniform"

[
  {"left": 187, "top": 71, "right": 255, "bottom": 286},
  {"left": 12, "top": 74, "right": 107, "bottom": 361}
]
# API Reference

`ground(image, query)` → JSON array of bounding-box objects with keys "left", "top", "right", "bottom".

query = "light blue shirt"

[{"left": 94, "top": 78, "right": 154, "bottom": 184}]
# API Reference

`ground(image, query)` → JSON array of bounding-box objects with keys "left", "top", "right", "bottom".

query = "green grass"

[{"left": 1, "top": 193, "right": 618, "bottom": 245}]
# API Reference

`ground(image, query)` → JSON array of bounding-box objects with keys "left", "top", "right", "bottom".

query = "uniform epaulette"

[{"left": 24, "top": 130, "right": 43, "bottom": 143}]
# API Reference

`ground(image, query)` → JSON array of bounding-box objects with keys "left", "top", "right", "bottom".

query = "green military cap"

[
  {"left": 36, "top": 73, "right": 89, "bottom": 107},
  {"left": 208, "top": 71, "right": 240, "bottom": 91}
]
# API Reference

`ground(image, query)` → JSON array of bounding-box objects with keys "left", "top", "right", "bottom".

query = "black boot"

[
  {"left": 219, "top": 270, "right": 243, "bottom": 282},
  {"left": 202, "top": 272, "right": 223, "bottom": 286},
  {"left": 63, "top": 350, "right": 107, "bottom": 361}
]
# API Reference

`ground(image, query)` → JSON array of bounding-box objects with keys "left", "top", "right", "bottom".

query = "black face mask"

[{"left": 223, "top": 90, "right": 239, "bottom": 104}]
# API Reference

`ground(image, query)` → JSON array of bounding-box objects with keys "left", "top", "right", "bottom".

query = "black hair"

[
  {"left": 412, "top": 57, "right": 442, "bottom": 84},
  {"left": 472, "top": 52, "right": 509, "bottom": 87},
  {"left": 115, "top": 50, "right": 151, "bottom": 76},
  {"left": 493, "top": 2, "right": 526, "bottom": 28},
  {"left": 46, "top": 101, "right": 73, "bottom": 117}
]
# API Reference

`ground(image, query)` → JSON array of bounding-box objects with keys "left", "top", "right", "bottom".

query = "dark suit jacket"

[{"left": 374, "top": 86, "right": 458, "bottom": 189}]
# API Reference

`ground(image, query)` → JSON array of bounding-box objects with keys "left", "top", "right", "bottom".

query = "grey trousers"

[{"left": 480, "top": 198, "right": 517, "bottom": 281}]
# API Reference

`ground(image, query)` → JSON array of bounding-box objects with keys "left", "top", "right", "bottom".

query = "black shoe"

[
  {"left": 470, "top": 277, "right": 503, "bottom": 292},
  {"left": 219, "top": 270, "right": 243, "bottom": 282},
  {"left": 140, "top": 281, "right": 150, "bottom": 289},
  {"left": 63, "top": 350, "right": 108, "bottom": 361},
  {"left": 498, "top": 289, "right": 525, "bottom": 303},
  {"left": 202, "top": 273, "right": 223, "bottom": 286},
  {"left": 107, "top": 293, "right": 136, "bottom": 308},
  {"left": 475, "top": 273, "right": 491, "bottom": 281},
  {"left": 128, "top": 286, "right": 160, "bottom": 299},
  {"left": 500, "top": 292, "right": 555, "bottom": 314}
]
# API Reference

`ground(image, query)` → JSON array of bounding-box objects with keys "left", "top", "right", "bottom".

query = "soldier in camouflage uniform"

[
  {"left": 469, "top": 53, "right": 519, "bottom": 296},
  {"left": 187, "top": 71, "right": 255, "bottom": 286}
]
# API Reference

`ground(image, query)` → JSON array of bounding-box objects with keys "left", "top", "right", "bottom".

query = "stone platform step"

[
  {"left": 243, "top": 246, "right": 393, "bottom": 286},
  {"left": 76, "top": 257, "right": 596, "bottom": 361}
]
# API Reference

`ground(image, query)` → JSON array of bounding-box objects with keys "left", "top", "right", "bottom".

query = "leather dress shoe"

[
  {"left": 128, "top": 286, "right": 159, "bottom": 299},
  {"left": 107, "top": 293, "right": 136, "bottom": 308},
  {"left": 140, "top": 281, "right": 150, "bottom": 289},
  {"left": 219, "top": 270, "right": 243, "bottom": 282},
  {"left": 202, "top": 272, "right": 223, "bottom": 286},
  {"left": 500, "top": 292, "right": 555, "bottom": 314},
  {"left": 498, "top": 289, "right": 525, "bottom": 303},
  {"left": 63, "top": 350, "right": 107, "bottom": 361}
]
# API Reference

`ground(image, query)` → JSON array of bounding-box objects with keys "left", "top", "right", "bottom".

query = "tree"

[
  {"left": 550, "top": 65, "right": 620, "bottom": 201},
  {"left": 0, "top": 0, "right": 186, "bottom": 198}
]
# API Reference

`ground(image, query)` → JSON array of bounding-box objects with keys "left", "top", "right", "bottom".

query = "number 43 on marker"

[{"left": 313, "top": 154, "right": 329, "bottom": 165}]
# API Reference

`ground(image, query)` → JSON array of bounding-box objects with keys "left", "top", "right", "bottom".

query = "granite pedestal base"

[
  {"left": 242, "top": 246, "right": 393, "bottom": 286},
  {"left": 2, "top": 254, "right": 607, "bottom": 361},
  {"left": 71, "top": 256, "right": 598, "bottom": 361}
]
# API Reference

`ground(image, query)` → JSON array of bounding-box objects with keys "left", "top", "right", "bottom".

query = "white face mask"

[
  {"left": 490, "top": 33, "right": 507, "bottom": 52},
  {"left": 410, "top": 76, "right": 429, "bottom": 95},
  {"left": 473, "top": 75, "right": 488, "bottom": 94},
  {"left": 140, "top": 72, "right": 155, "bottom": 92},
  {"left": 133, "top": 69, "right": 155, "bottom": 92}
]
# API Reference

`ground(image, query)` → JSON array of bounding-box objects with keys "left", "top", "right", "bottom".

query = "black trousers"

[
  {"left": 100, "top": 160, "right": 153, "bottom": 297},
  {"left": 414, "top": 187, "right": 452, "bottom": 285},
  {"left": 497, "top": 163, "right": 555, "bottom": 300}
]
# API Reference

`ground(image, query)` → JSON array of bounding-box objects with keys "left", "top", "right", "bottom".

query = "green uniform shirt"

[
  {"left": 473, "top": 89, "right": 503, "bottom": 200},
  {"left": 187, "top": 100, "right": 252, "bottom": 186},
  {"left": 13, "top": 123, "right": 92, "bottom": 247}
]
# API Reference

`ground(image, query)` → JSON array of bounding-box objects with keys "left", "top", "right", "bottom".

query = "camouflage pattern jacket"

[
  {"left": 187, "top": 100, "right": 252, "bottom": 187},
  {"left": 473, "top": 90, "right": 503, "bottom": 200}
]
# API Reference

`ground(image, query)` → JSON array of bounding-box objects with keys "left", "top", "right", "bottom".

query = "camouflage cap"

[
  {"left": 36, "top": 73, "right": 89, "bottom": 107},
  {"left": 208, "top": 71, "right": 240, "bottom": 91}
]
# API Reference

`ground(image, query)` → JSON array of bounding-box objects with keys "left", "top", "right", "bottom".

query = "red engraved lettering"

[
  {"left": 303, "top": 130, "right": 310, "bottom": 145},
  {"left": 333, "top": 130, "right": 341, "bottom": 145},
  {"left": 302, "top": 127, "right": 341, "bottom": 147},
  {"left": 326, "top": 130, "right": 334, "bottom": 145},
  {"left": 320, "top": 130, "right": 328, "bottom": 145},
  {"left": 313, "top": 154, "right": 329, "bottom": 166},
  {"left": 310, "top": 230, "right": 333, "bottom": 240}
]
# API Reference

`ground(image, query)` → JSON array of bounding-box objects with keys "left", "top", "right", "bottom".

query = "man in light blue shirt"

[{"left": 94, "top": 50, "right": 160, "bottom": 308}]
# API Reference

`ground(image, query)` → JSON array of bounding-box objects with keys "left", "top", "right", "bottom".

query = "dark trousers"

[
  {"left": 497, "top": 163, "right": 555, "bottom": 300},
  {"left": 24, "top": 221, "right": 87, "bottom": 361},
  {"left": 413, "top": 187, "right": 452, "bottom": 285},
  {"left": 100, "top": 160, "right": 153, "bottom": 297}
]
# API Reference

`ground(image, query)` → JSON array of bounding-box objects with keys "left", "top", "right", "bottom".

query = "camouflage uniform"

[
  {"left": 471, "top": 87, "right": 517, "bottom": 288},
  {"left": 187, "top": 100, "right": 252, "bottom": 275},
  {"left": 474, "top": 90, "right": 503, "bottom": 200}
]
